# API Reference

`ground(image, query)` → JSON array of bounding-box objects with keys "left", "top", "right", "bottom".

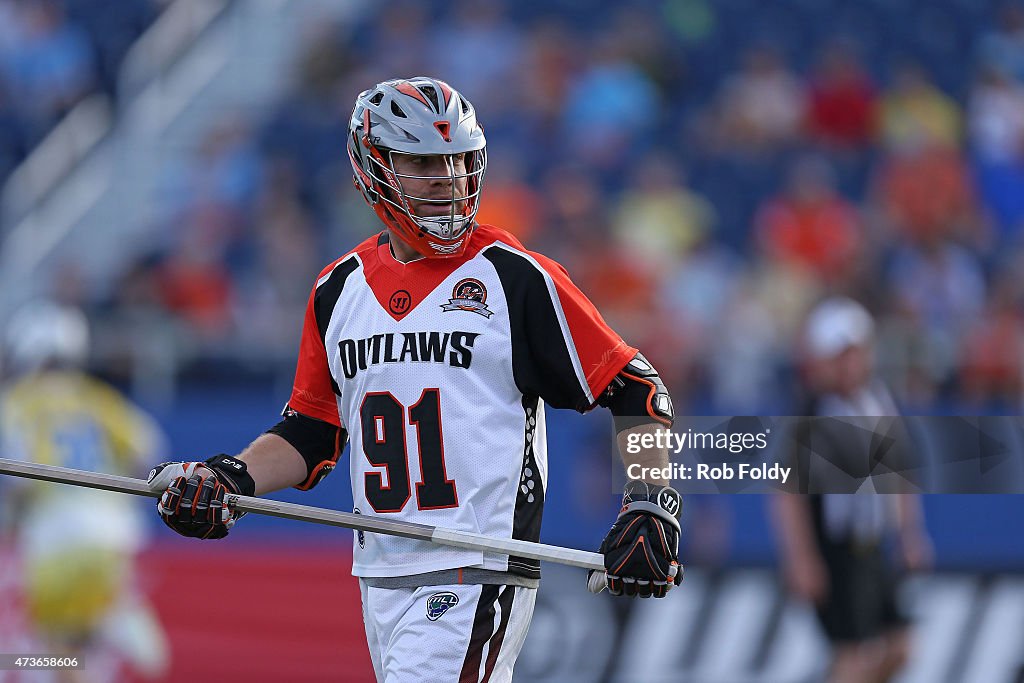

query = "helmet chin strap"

[{"left": 413, "top": 213, "right": 471, "bottom": 239}]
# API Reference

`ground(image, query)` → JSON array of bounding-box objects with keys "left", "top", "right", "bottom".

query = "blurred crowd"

[
  {"left": 0, "top": 0, "right": 161, "bottom": 183},
  {"left": 8, "top": 0, "right": 1024, "bottom": 415}
]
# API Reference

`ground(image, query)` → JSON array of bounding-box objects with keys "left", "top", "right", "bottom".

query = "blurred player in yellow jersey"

[{"left": 0, "top": 301, "right": 169, "bottom": 682}]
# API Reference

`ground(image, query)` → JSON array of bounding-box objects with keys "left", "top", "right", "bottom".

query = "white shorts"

[{"left": 359, "top": 581, "right": 536, "bottom": 683}]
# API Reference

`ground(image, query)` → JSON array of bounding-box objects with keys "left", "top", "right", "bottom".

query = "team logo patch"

[
  {"left": 389, "top": 290, "right": 412, "bottom": 315},
  {"left": 441, "top": 278, "right": 493, "bottom": 318},
  {"left": 426, "top": 591, "right": 459, "bottom": 621}
]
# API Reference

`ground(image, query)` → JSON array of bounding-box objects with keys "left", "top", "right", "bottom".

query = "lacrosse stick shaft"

[{"left": 0, "top": 458, "right": 605, "bottom": 571}]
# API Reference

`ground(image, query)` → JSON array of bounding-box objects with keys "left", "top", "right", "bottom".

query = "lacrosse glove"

[
  {"left": 590, "top": 480, "right": 683, "bottom": 598},
  {"left": 147, "top": 455, "right": 255, "bottom": 539}
]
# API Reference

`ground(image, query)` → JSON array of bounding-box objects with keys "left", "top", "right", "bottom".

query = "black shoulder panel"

[
  {"left": 314, "top": 257, "right": 359, "bottom": 346},
  {"left": 483, "top": 246, "right": 587, "bottom": 410}
]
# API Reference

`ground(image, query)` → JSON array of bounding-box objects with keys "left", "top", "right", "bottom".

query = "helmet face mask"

[
  {"left": 374, "top": 148, "right": 486, "bottom": 248},
  {"left": 348, "top": 77, "right": 487, "bottom": 258}
]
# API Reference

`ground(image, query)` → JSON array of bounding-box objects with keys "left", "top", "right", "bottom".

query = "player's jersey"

[
  {"left": 1, "top": 371, "right": 160, "bottom": 480},
  {"left": 0, "top": 371, "right": 163, "bottom": 558},
  {"left": 288, "top": 225, "right": 636, "bottom": 579}
]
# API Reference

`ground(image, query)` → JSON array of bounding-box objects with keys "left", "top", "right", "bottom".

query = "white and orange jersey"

[{"left": 287, "top": 225, "right": 636, "bottom": 579}]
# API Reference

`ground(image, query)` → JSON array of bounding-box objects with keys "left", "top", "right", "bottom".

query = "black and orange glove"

[
  {"left": 147, "top": 455, "right": 255, "bottom": 539},
  {"left": 589, "top": 481, "right": 683, "bottom": 598}
]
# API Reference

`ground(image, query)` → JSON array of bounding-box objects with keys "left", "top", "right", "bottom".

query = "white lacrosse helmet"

[
  {"left": 4, "top": 301, "right": 90, "bottom": 374},
  {"left": 347, "top": 77, "right": 487, "bottom": 258}
]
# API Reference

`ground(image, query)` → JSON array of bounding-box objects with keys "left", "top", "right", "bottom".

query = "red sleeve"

[
  {"left": 529, "top": 251, "right": 638, "bottom": 406},
  {"left": 483, "top": 230, "right": 637, "bottom": 412},
  {"left": 288, "top": 285, "right": 342, "bottom": 427}
]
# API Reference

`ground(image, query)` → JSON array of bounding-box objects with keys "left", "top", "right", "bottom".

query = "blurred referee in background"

[{"left": 773, "top": 297, "right": 932, "bottom": 683}]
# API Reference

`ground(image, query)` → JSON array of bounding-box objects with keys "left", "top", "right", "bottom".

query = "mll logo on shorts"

[{"left": 426, "top": 592, "right": 459, "bottom": 621}]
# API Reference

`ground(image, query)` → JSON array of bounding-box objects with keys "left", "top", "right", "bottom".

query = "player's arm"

[
  {"left": 147, "top": 408, "right": 347, "bottom": 539},
  {"left": 493, "top": 244, "right": 683, "bottom": 597},
  {"left": 591, "top": 352, "right": 683, "bottom": 598},
  {"left": 147, "top": 268, "right": 348, "bottom": 539},
  {"left": 770, "top": 493, "right": 828, "bottom": 604},
  {"left": 600, "top": 352, "right": 675, "bottom": 485},
  {"left": 89, "top": 379, "right": 169, "bottom": 475},
  {"left": 235, "top": 434, "right": 309, "bottom": 495},
  {"left": 894, "top": 493, "right": 932, "bottom": 571},
  {"left": 615, "top": 424, "right": 669, "bottom": 485}
]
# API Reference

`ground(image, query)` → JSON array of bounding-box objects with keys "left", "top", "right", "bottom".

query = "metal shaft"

[{"left": 0, "top": 458, "right": 605, "bottom": 571}]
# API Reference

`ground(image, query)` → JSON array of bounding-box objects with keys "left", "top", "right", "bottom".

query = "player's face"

[{"left": 391, "top": 153, "right": 469, "bottom": 218}]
